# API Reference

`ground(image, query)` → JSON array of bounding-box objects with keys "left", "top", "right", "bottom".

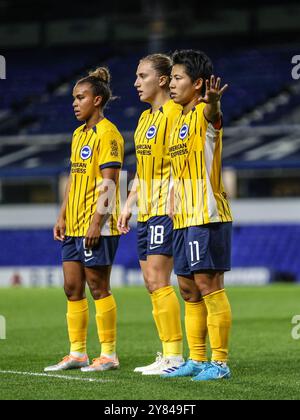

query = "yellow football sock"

[
  {"left": 203, "top": 289, "right": 232, "bottom": 363},
  {"left": 185, "top": 300, "right": 208, "bottom": 362},
  {"left": 95, "top": 294, "right": 117, "bottom": 356},
  {"left": 151, "top": 286, "right": 183, "bottom": 358},
  {"left": 67, "top": 298, "right": 89, "bottom": 354}
]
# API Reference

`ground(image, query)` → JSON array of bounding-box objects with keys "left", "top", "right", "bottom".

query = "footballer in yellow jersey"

[
  {"left": 66, "top": 118, "right": 123, "bottom": 237},
  {"left": 45, "top": 67, "right": 123, "bottom": 374},
  {"left": 162, "top": 50, "right": 233, "bottom": 381},
  {"left": 170, "top": 102, "right": 232, "bottom": 230},
  {"left": 134, "top": 99, "right": 181, "bottom": 223},
  {"left": 118, "top": 54, "right": 184, "bottom": 375}
]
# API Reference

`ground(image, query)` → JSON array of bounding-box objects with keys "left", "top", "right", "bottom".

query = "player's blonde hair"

[
  {"left": 88, "top": 67, "right": 111, "bottom": 84},
  {"left": 140, "top": 53, "right": 172, "bottom": 88},
  {"left": 76, "top": 67, "right": 113, "bottom": 108}
]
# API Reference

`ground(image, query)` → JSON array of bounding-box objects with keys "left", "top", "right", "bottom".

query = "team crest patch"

[
  {"left": 146, "top": 125, "right": 157, "bottom": 140},
  {"left": 80, "top": 145, "right": 92, "bottom": 160},
  {"left": 179, "top": 124, "right": 189, "bottom": 140}
]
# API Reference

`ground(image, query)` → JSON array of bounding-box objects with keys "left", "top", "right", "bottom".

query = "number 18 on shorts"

[{"left": 137, "top": 216, "right": 173, "bottom": 261}]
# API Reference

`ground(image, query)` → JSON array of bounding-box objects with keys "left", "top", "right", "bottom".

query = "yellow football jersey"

[
  {"left": 169, "top": 103, "right": 232, "bottom": 230},
  {"left": 66, "top": 118, "right": 124, "bottom": 237},
  {"left": 134, "top": 99, "right": 182, "bottom": 222}
]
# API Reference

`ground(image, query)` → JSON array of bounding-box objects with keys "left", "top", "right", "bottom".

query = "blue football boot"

[
  {"left": 161, "top": 359, "right": 210, "bottom": 378},
  {"left": 192, "top": 361, "right": 231, "bottom": 381}
]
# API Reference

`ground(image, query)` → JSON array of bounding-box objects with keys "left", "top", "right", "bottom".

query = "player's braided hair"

[
  {"left": 76, "top": 67, "right": 113, "bottom": 108},
  {"left": 172, "top": 50, "right": 213, "bottom": 96}
]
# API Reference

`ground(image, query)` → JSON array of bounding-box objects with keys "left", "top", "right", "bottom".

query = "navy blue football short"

[
  {"left": 173, "top": 222, "right": 232, "bottom": 276},
  {"left": 137, "top": 216, "right": 173, "bottom": 261},
  {"left": 62, "top": 235, "right": 120, "bottom": 267}
]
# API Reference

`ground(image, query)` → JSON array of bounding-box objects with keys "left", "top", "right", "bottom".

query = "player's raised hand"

[{"left": 200, "top": 75, "right": 228, "bottom": 104}]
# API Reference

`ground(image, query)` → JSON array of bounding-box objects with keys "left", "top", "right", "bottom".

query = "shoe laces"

[
  {"left": 59, "top": 355, "right": 72, "bottom": 365},
  {"left": 155, "top": 352, "right": 163, "bottom": 362},
  {"left": 152, "top": 352, "right": 166, "bottom": 366},
  {"left": 144, "top": 352, "right": 165, "bottom": 369},
  {"left": 211, "top": 361, "right": 226, "bottom": 369},
  {"left": 91, "top": 356, "right": 114, "bottom": 367}
]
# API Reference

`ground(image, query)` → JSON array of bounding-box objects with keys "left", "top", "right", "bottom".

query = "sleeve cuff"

[
  {"left": 100, "top": 162, "right": 122, "bottom": 170},
  {"left": 203, "top": 111, "right": 223, "bottom": 130}
]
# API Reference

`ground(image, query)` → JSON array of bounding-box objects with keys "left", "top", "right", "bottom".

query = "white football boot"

[
  {"left": 134, "top": 352, "right": 165, "bottom": 373},
  {"left": 44, "top": 354, "right": 89, "bottom": 372},
  {"left": 134, "top": 352, "right": 184, "bottom": 375}
]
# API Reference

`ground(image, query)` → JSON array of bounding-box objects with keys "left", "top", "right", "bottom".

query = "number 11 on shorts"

[{"left": 189, "top": 241, "right": 200, "bottom": 263}]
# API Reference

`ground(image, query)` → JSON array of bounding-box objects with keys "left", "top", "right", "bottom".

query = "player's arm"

[
  {"left": 85, "top": 167, "right": 120, "bottom": 249},
  {"left": 168, "top": 185, "right": 175, "bottom": 220},
  {"left": 202, "top": 75, "right": 228, "bottom": 126},
  {"left": 117, "top": 172, "right": 139, "bottom": 234},
  {"left": 53, "top": 173, "right": 72, "bottom": 242}
]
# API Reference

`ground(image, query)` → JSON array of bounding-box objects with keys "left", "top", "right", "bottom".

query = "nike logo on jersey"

[{"left": 149, "top": 245, "right": 162, "bottom": 250}]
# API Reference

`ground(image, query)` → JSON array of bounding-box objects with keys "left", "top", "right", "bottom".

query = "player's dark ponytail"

[{"left": 76, "top": 67, "right": 113, "bottom": 109}]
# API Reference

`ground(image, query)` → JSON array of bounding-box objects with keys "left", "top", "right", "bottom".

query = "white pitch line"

[{"left": 0, "top": 370, "right": 112, "bottom": 383}]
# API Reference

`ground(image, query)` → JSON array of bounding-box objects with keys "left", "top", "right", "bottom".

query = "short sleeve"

[{"left": 98, "top": 129, "right": 124, "bottom": 170}]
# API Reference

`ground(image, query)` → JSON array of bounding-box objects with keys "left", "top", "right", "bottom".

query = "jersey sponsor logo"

[
  {"left": 146, "top": 125, "right": 157, "bottom": 140},
  {"left": 169, "top": 143, "right": 188, "bottom": 158},
  {"left": 71, "top": 162, "right": 87, "bottom": 174},
  {"left": 179, "top": 124, "right": 189, "bottom": 140},
  {"left": 80, "top": 145, "right": 92, "bottom": 160},
  {"left": 136, "top": 144, "right": 152, "bottom": 155}
]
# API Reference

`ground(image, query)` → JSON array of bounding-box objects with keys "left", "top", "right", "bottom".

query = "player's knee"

[
  {"left": 144, "top": 281, "right": 152, "bottom": 293},
  {"left": 147, "top": 266, "right": 169, "bottom": 289},
  {"left": 143, "top": 272, "right": 150, "bottom": 289},
  {"left": 91, "top": 290, "right": 110, "bottom": 300},
  {"left": 179, "top": 286, "right": 201, "bottom": 302},
  {"left": 146, "top": 276, "right": 170, "bottom": 294},
  {"left": 196, "top": 278, "right": 218, "bottom": 296},
  {"left": 146, "top": 282, "right": 165, "bottom": 294},
  {"left": 88, "top": 283, "right": 110, "bottom": 300},
  {"left": 64, "top": 284, "right": 84, "bottom": 301}
]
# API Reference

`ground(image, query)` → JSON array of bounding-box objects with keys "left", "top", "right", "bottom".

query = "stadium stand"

[
  {"left": 1, "top": 44, "right": 300, "bottom": 175},
  {"left": 0, "top": 45, "right": 297, "bottom": 136}
]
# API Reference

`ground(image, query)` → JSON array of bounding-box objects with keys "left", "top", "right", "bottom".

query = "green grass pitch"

[{"left": 0, "top": 285, "right": 300, "bottom": 400}]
